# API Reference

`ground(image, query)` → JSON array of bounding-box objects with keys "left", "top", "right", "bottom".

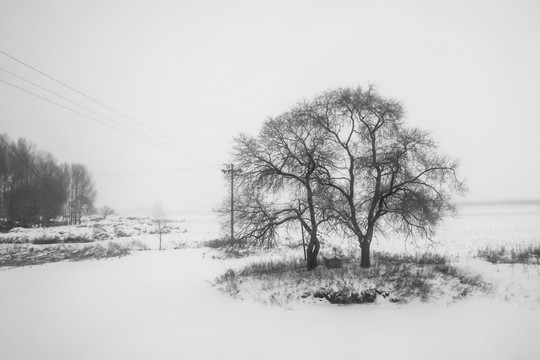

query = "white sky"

[{"left": 1, "top": 0, "right": 539, "bottom": 213}]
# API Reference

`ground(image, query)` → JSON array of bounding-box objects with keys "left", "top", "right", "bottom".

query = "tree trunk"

[
  {"left": 306, "top": 233, "right": 320, "bottom": 270},
  {"left": 360, "top": 238, "right": 371, "bottom": 268}
]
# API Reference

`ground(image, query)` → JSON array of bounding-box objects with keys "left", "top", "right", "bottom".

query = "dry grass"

[
  {"left": 202, "top": 237, "right": 271, "bottom": 259},
  {"left": 215, "top": 251, "right": 490, "bottom": 306},
  {"left": 477, "top": 244, "right": 540, "bottom": 265},
  {"left": 0, "top": 241, "right": 149, "bottom": 268}
]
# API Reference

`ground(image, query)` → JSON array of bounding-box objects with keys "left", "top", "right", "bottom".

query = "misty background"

[{"left": 1, "top": 0, "right": 539, "bottom": 216}]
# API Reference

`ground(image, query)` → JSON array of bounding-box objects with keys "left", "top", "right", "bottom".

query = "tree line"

[
  {"left": 227, "top": 86, "right": 465, "bottom": 269},
  {"left": 0, "top": 134, "right": 96, "bottom": 228}
]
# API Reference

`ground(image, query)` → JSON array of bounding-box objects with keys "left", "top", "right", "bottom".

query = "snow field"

[
  {"left": 0, "top": 249, "right": 538, "bottom": 360},
  {"left": 0, "top": 215, "right": 187, "bottom": 245},
  {"left": 1, "top": 203, "right": 539, "bottom": 359}
]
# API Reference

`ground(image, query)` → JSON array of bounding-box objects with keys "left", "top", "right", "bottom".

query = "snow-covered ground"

[
  {"left": 0, "top": 203, "right": 539, "bottom": 359},
  {"left": 0, "top": 215, "right": 186, "bottom": 245},
  {"left": 0, "top": 249, "right": 538, "bottom": 360}
]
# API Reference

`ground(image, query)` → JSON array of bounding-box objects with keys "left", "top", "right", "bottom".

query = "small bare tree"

[
  {"left": 152, "top": 201, "right": 168, "bottom": 251},
  {"left": 98, "top": 205, "right": 115, "bottom": 219}
]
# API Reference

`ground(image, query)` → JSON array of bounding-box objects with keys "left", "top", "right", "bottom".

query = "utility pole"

[{"left": 222, "top": 163, "right": 242, "bottom": 241}]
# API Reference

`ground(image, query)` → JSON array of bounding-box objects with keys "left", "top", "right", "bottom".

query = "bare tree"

[
  {"left": 68, "top": 164, "right": 96, "bottom": 225},
  {"left": 308, "top": 86, "right": 466, "bottom": 267},
  {"left": 98, "top": 205, "right": 115, "bottom": 219},
  {"left": 232, "top": 108, "right": 333, "bottom": 269},
  {"left": 0, "top": 135, "right": 70, "bottom": 227},
  {"left": 0, "top": 134, "right": 99, "bottom": 228},
  {"left": 35, "top": 152, "right": 69, "bottom": 226},
  {"left": 152, "top": 201, "right": 168, "bottom": 251},
  {"left": 230, "top": 86, "right": 465, "bottom": 268}
]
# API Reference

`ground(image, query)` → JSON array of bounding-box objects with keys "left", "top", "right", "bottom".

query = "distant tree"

[
  {"left": 0, "top": 135, "right": 69, "bottom": 226},
  {"left": 0, "top": 134, "right": 97, "bottom": 228},
  {"left": 0, "top": 134, "right": 11, "bottom": 220},
  {"left": 68, "top": 164, "right": 96, "bottom": 225},
  {"left": 7, "top": 138, "right": 37, "bottom": 225},
  {"left": 83, "top": 203, "right": 97, "bottom": 221},
  {"left": 98, "top": 205, "right": 115, "bottom": 219},
  {"left": 34, "top": 152, "right": 69, "bottom": 226},
  {"left": 152, "top": 201, "right": 168, "bottom": 251}
]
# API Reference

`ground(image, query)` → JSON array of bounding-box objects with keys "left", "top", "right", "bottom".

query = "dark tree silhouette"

[
  {"left": 0, "top": 134, "right": 73, "bottom": 227},
  {"left": 228, "top": 86, "right": 465, "bottom": 268},
  {"left": 309, "top": 86, "right": 466, "bottom": 267},
  {"left": 232, "top": 109, "right": 333, "bottom": 269}
]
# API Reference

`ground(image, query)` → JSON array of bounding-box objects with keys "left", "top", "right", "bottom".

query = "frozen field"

[
  {"left": 374, "top": 202, "right": 540, "bottom": 256},
  {"left": 178, "top": 202, "right": 540, "bottom": 256},
  {"left": 0, "top": 202, "right": 539, "bottom": 360}
]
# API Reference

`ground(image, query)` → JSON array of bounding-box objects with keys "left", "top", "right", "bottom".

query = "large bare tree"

[
  {"left": 309, "top": 86, "right": 465, "bottom": 267},
  {"left": 228, "top": 86, "right": 464, "bottom": 268},
  {"left": 232, "top": 108, "right": 333, "bottom": 269}
]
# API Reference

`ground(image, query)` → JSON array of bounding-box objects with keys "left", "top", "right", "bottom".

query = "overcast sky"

[{"left": 1, "top": 0, "right": 539, "bottom": 213}]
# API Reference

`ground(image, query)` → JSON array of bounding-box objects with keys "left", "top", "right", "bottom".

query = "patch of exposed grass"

[
  {"left": 215, "top": 251, "right": 490, "bottom": 306},
  {"left": 0, "top": 241, "right": 149, "bottom": 268},
  {"left": 477, "top": 244, "right": 540, "bottom": 265},
  {"left": 202, "top": 237, "right": 270, "bottom": 259},
  {"left": 203, "top": 237, "right": 246, "bottom": 249},
  {"left": 236, "top": 257, "right": 306, "bottom": 276},
  {"left": 0, "top": 232, "right": 94, "bottom": 244}
]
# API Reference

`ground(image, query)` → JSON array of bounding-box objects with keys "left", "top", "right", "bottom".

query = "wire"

[
  {"left": 0, "top": 66, "right": 219, "bottom": 168},
  {"left": 0, "top": 77, "right": 220, "bottom": 168},
  {"left": 0, "top": 49, "right": 223, "bottom": 166},
  {"left": 94, "top": 166, "right": 216, "bottom": 177}
]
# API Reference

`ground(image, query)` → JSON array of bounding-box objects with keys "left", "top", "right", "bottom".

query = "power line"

[
  {"left": 0, "top": 49, "right": 223, "bottom": 166},
  {"left": 94, "top": 166, "right": 216, "bottom": 177},
  {"left": 0, "top": 77, "right": 219, "bottom": 168},
  {"left": 0, "top": 65, "right": 219, "bottom": 168}
]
